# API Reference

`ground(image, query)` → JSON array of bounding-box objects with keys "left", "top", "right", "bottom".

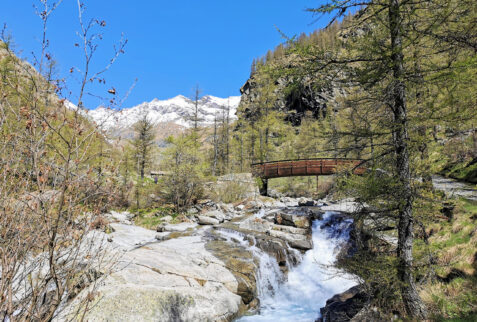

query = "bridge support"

[{"left": 259, "top": 178, "right": 268, "bottom": 196}]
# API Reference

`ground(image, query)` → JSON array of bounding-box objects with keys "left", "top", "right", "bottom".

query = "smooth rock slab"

[
  {"left": 160, "top": 222, "right": 197, "bottom": 232},
  {"left": 61, "top": 236, "right": 242, "bottom": 321},
  {"left": 109, "top": 223, "right": 157, "bottom": 251},
  {"left": 77, "top": 282, "right": 240, "bottom": 322}
]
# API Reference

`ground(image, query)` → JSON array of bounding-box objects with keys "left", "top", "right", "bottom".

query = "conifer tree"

[
  {"left": 189, "top": 84, "right": 203, "bottom": 135},
  {"left": 133, "top": 113, "right": 155, "bottom": 179},
  {"left": 302, "top": 0, "right": 476, "bottom": 318},
  {"left": 161, "top": 133, "right": 205, "bottom": 212}
]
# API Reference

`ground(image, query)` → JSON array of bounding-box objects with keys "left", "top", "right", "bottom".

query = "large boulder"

[
  {"left": 202, "top": 210, "right": 226, "bottom": 223},
  {"left": 60, "top": 236, "right": 242, "bottom": 321},
  {"left": 318, "top": 285, "right": 369, "bottom": 322},
  {"left": 254, "top": 236, "right": 291, "bottom": 267},
  {"left": 279, "top": 197, "right": 299, "bottom": 207},
  {"left": 268, "top": 230, "right": 313, "bottom": 251},
  {"left": 198, "top": 216, "right": 220, "bottom": 225},
  {"left": 321, "top": 200, "right": 361, "bottom": 213},
  {"left": 239, "top": 216, "right": 272, "bottom": 233},
  {"left": 298, "top": 197, "right": 315, "bottom": 207},
  {"left": 274, "top": 212, "right": 311, "bottom": 229}
]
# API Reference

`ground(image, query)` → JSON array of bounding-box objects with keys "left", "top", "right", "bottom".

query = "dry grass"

[
  {"left": 438, "top": 246, "right": 459, "bottom": 266},
  {"left": 418, "top": 198, "right": 477, "bottom": 319},
  {"left": 452, "top": 222, "right": 465, "bottom": 234}
]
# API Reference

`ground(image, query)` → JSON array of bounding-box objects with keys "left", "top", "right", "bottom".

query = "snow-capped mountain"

[{"left": 87, "top": 95, "right": 241, "bottom": 132}]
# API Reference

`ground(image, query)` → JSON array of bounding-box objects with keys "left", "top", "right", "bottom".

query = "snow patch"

[{"left": 87, "top": 95, "right": 241, "bottom": 131}]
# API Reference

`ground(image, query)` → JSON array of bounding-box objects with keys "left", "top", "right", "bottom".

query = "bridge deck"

[{"left": 251, "top": 158, "right": 365, "bottom": 179}]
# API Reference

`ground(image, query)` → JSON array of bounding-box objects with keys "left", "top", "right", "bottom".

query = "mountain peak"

[{"left": 87, "top": 94, "right": 241, "bottom": 133}]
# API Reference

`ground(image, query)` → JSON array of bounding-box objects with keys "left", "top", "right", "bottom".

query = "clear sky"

[{"left": 1, "top": 1, "right": 327, "bottom": 109}]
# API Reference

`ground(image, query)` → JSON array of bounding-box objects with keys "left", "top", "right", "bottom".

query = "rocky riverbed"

[{"left": 58, "top": 197, "right": 361, "bottom": 321}]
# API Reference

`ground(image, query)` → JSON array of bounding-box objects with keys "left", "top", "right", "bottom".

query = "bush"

[{"left": 211, "top": 180, "right": 250, "bottom": 204}]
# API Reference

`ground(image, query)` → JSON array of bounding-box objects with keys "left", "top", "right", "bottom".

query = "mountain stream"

[{"left": 221, "top": 211, "right": 358, "bottom": 321}]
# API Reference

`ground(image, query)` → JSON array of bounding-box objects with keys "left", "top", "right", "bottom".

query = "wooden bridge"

[
  {"left": 251, "top": 158, "right": 365, "bottom": 179},
  {"left": 251, "top": 158, "right": 365, "bottom": 195}
]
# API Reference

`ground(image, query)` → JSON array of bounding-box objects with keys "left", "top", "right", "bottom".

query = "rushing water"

[
  {"left": 217, "top": 227, "right": 285, "bottom": 298},
  {"left": 236, "top": 211, "right": 357, "bottom": 322}
]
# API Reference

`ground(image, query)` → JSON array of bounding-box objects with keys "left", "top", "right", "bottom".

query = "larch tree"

[
  {"left": 161, "top": 133, "right": 205, "bottom": 212},
  {"left": 189, "top": 84, "right": 204, "bottom": 139},
  {"left": 133, "top": 113, "right": 155, "bottom": 179},
  {"left": 303, "top": 0, "right": 476, "bottom": 318}
]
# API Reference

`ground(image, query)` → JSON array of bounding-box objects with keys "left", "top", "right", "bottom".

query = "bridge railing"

[
  {"left": 251, "top": 158, "right": 365, "bottom": 179},
  {"left": 251, "top": 157, "right": 364, "bottom": 166}
]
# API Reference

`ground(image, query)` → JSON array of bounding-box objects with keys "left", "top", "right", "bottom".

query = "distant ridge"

[{"left": 87, "top": 95, "right": 241, "bottom": 132}]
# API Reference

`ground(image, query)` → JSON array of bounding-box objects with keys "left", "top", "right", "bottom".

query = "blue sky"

[{"left": 1, "top": 1, "right": 327, "bottom": 109}]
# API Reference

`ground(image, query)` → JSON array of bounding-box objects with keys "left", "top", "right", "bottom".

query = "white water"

[
  {"left": 217, "top": 228, "right": 284, "bottom": 298},
  {"left": 238, "top": 212, "right": 358, "bottom": 322}
]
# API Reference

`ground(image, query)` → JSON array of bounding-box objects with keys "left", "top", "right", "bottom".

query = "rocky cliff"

[{"left": 238, "top": 73, "right": 339, "bottom": 126}]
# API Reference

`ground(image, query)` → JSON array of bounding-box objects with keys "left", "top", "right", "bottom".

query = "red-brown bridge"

[{"left": 251, "top": 158, "right": 365, "bottom": 195}]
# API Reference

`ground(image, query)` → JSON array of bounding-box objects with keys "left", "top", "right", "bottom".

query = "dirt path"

[{"left": 432, "top": 175, "right": 477, "bottom": 201}]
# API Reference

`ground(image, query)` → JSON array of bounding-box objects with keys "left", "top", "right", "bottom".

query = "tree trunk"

[
  {"left": 389, "top": 0, "right": 427, "bottom": 318},
  {"left": 226, "top": 103, "right": 230, "bottom": 171},
  {"left": 140, "top": 153, "right": 145, "bottom": 179},
  {"left": 240, "top": 126, "right": 244, "bottom": 172},
  {"left": 212, "top": 115, "right": 218, "bottom": 176},
  {"left": 251, "top": 123, "right": 256, "bottom": 163},
  {"left": 472, "top": 126, "right": 477, "bottom": 157}
]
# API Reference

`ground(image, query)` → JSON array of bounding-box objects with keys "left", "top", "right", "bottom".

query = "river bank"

[
  {"left": 50, "top": 175, "right": 477, "bottom": 321},
  {"left": 56, "top": 196, "right": 363, "bottom": 321}
]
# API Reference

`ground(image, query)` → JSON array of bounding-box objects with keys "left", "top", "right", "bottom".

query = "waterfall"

[
  {"left": 216, "top": 228, "right": 284, "bottom": 299},
  {"left": 238, "top": 211, "right": 357, "bottom": 322}
]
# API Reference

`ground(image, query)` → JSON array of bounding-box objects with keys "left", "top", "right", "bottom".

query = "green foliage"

[
  {"left": 160, "top": 133, "right": 207, "bottom": 212},
  {"left": 211, "top": 180, "right": 250, "bottom": 204},
  {"left": 339, "top": 252, "right": 404, "bottom": 313},
  {"left": 442, "top": 159, "right": 477, "bottom": 184},
  {"left": 268, "top": 176, "right": 334, "bottom": 198},
  {"left": 223, "top": 0, "right": 477, "bottom": 318},
  {"left": 133, "top": 114, "right": 156, "bottom": 179},
  {"left": 434, "top": 313, "right": 477, "bottom": 322},
  {"left": 133, "top": 206, "right": 178, "bottom": 230},
  {"left": 130, "top": 178, "right": 159, "bottom": 210}
]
